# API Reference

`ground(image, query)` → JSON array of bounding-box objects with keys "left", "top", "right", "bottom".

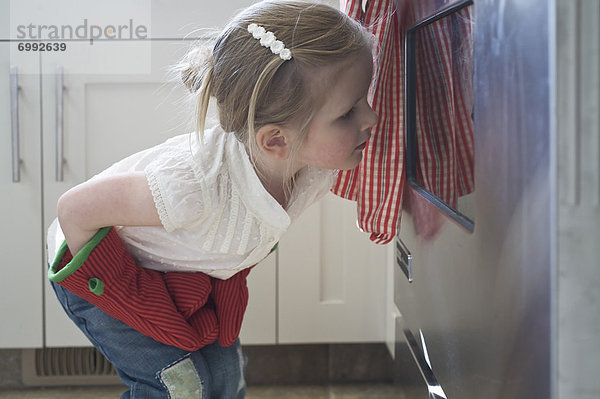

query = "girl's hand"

[{"left": 57, "top": 172, "right": 162, "bottom": 254}]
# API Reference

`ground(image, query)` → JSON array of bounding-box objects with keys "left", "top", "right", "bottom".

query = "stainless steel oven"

[{"left": 392, "top": 0, "right": 600, "bottom": 398}]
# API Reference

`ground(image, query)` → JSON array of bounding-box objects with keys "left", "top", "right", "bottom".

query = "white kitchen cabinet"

[
  {"left": 278, "top": 194, "right": 388, "bottom": 343},
  {"left": 0, "top": 0, "right": 277, "bottom": 349},
  {"left": 0, "top": 38, "right": 277, "bottom": 348},
  {"left": 41, "top": 40, "right": 204, "bottom": 347},
  {"left": 1, "top": 0, "right": 386, "bottom": 349},
  {"left": 0, "top": 43, "right": 44, "bottom": 348}
]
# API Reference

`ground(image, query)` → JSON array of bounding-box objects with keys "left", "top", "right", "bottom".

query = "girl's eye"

[{"left": 341, "top": 108, "right": 355, "bottom": 120}]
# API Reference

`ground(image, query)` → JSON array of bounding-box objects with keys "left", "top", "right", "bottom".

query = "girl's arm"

[{"left": 57, "top": 172, "right": 162, "bottom": 254}]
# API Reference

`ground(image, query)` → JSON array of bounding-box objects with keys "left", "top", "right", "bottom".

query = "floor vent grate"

[{"left": 21, "top": 348, "right": 122, "bottom": 386}]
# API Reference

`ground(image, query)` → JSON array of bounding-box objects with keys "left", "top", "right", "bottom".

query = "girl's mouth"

[{"left": 355, "top": 142, "right": 367, "bottom": 151}]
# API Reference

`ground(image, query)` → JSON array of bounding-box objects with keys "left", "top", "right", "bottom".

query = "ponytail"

[{"left": 178, "top": 44, "right": 214, "bottom": 137}]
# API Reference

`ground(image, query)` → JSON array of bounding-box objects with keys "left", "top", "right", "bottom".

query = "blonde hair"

[{"left": 179, "top": 0, "right": 373, "bottom": 195}]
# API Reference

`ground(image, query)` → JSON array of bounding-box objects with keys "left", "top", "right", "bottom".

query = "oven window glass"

[{"left": 406, "top": 1, "right": 475, "bottom": 231}]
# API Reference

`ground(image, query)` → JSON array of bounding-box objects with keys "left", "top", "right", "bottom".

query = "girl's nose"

[{"left": 364, "top": 105, "right": 378, "bottom": 129}]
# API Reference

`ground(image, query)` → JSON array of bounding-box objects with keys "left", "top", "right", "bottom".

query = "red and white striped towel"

[
  {"left": 333, "top": 0, "right": 474, "bottom": 243},
  {"left": 333, "top": 0, "right": 405, "bottom": 245}
]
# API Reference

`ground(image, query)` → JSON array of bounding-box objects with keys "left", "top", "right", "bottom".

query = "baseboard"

[{"left": 3, "top": 343, "right": 394, "bottom": 388}]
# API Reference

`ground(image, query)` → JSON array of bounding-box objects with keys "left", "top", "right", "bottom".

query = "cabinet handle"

[
  {"left": 10, "top": 66, "right": 20, "bottom": 183},
  {"left": 55, "top": 66, "right": 64, "bottom": 182},
  {"left": 395, "top": 236, "right": 413, "bottom": 282}
]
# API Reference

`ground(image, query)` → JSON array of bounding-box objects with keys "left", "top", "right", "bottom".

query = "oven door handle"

[{"left": 395, "top": 237, "right": 413, "bottom": 282}]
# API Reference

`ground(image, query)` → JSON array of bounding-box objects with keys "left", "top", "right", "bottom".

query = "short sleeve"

[{"left": 144, "top": 146, "right": 212, "bottom": 232}]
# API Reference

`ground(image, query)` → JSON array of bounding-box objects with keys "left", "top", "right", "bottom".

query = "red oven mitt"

[{"left": 48, "top": 227, "right": 251, "bottom": 350}]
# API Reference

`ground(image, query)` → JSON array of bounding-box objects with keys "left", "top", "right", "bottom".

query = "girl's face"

[{"left": 295, "top": 50, "right": 378, "bottom": 171}]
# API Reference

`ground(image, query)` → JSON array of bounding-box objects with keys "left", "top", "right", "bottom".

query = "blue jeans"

[{"left": 51, "top": 280, "right": 247, "bottom": 398}]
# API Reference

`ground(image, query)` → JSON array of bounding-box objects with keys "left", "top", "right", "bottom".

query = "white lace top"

[{"left": 48, "top": 126, "right": 336, "bottom": 279}]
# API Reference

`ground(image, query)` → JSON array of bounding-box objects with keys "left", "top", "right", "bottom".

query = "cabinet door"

[
  {"left": 0, "top": 44, "right": 44, "bottom": 348},
  {"left": 41, "top": 40, "right": 188, "bottom": 346},
  {"left": 240, "top": 251, "right": 277, "bottom": 344},
  {"left": 40, "top": 39, "right": 276, "bottom": 346},
  {"left": 278, "top": 194, "right": 388, "bottom": 343}
]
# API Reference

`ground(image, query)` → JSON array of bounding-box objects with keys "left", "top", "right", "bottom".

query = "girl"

[{"left": 48, "top": 0, "right": 378, "bottom": 397}]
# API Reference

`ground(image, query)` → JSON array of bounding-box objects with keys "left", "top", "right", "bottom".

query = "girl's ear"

[{"left": 255, "top": 124, "right": 291, "bottom": 159}]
